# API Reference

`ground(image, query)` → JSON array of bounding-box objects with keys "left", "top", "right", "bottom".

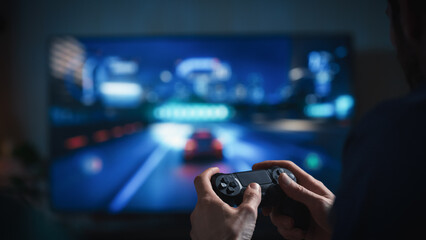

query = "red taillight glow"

[
  {"left": 212, "top": 139, "right": 223, "bottom": 150},
  {"left": 185, "top": 139, "right": 197, "bottom": 152},
  {"left": 124, "top": 124, "right": 135, "bottom": 135},
  {"left": 112, "top": 126, "right": 123, "bottom": 138},
  {"left": 65, "top": 135, "right": 88, "bottom": 150},
  {"left": 93, "top": 130, "right": 110, "bottom": 143},
  {"left": 132, "top": 122, "right": 143, "bottom": 130}
]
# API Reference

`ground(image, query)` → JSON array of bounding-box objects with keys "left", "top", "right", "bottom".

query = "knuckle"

[
  {"left": 287, "top": 183, "right": 309, "bottom": 201},
  {"left": 284, "top": 160, "right": 296, "bottom": 169},
  {"left": 245, "top": 189, "right": 259, "bottom": 200},
  {"left": 305, "top": 174, "right": 315, "bottom": 182},
  {"left": 315, "top": 179, "right": 326, "bottom": 188},
  {"left": 239, "top": 203, "right": 257, "bottom": 215},
  {"left": 193, "top": 175, "right": 202, "bottom": 185},
  {"left": 311, "top": 196, "right": 328, "bottom": 211},
  {"left": 294, "top": 183, "right": 305, "bottom": 193},
  {"left": 286, "top": 160, "right": 296, "bottom": 166},
  {"left": 199, "top": 196, "right": 215, "bottom": 206}
]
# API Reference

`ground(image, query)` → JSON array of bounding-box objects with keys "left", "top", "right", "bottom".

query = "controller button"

[
  {"left": 219, "top": 182, "right": 227, "bottom": 189},
  {"left": 229, "top": 181, "right": 237, "bottom": 188},
  {"left": 226, "top": 186, "right": 235, "bottom": 194},
  {"left": 221, "top": 176, "right": 232, "bottom": 184}
]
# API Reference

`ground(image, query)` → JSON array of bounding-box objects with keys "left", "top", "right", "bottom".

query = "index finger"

[
  {"left": 252, "top": 160, "right": 333, "bottom": 197},
  {"left": 193, "top": 167, "right": 220, "bottom": 199},
  {"left": 253, "top": 160, "right": 312, "bottom": 184}
]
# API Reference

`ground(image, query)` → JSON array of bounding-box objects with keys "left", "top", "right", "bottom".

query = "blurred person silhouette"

[{"left": 190, "top": 0, "right": 426, "bottom": 239}]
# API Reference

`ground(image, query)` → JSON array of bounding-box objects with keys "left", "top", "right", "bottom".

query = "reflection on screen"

[{"left": 49, "top": 35, "right": 353, "bottom": 213}]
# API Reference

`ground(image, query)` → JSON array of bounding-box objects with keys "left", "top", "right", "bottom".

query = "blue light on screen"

[
  {"left": 153, "top": 103, "right": 233, "bottom": 122},
  {"left": 49, "top": 35, "right": 352, "bottom": 213},
  {"left": 304, "top": 103, "right": 334, "bottom": 118},
  {"left": 335, "top": 95, "right": 354, "bottom": 119},
  {"left": 99, "top": 82, "right": 142, "bottom": 108}
]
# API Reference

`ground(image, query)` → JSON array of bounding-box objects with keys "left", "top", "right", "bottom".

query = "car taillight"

[
  {"left": 185, "top": 139, "right": 197, "bottom": 152},
  {"left": 212, "top": 139, "right": 222, "bottom": 150}
]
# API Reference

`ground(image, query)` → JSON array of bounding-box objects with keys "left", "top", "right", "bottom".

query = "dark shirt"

[{"left": 332, "top": 82, "right": 426, "bottom": 239}]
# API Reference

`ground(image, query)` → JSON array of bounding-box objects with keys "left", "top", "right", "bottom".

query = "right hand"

[{"left": 253, "top": 160, "right": 335, "bottom": 240}]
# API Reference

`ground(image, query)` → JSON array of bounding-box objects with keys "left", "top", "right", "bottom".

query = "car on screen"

[{"left": 184, "top": 130, "right": 223, "bottom": 162}]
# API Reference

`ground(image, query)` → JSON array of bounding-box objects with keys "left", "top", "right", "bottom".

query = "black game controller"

[{"left": 211, "top": 167, "right": 310, "bottom": 230}]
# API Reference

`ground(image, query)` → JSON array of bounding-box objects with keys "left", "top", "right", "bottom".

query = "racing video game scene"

[{"left": 48, "top": 35, "right": 354, "bottom": 213}]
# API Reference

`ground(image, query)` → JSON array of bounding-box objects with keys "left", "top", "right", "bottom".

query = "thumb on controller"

[{"left": 237, "top": 183, "right": 262, "bottom": 215}]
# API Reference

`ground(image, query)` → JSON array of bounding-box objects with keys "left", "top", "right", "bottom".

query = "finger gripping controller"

[{"left": 211, "top": 167, "right": 310, "bottom": 230}]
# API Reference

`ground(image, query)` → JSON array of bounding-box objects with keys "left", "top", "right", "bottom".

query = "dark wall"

[
  {"left": 2, "top": 0, "right": 408, "bottom": 157},
  {"left": 0, "top": 1, "right": 20, "bottom": 141}
]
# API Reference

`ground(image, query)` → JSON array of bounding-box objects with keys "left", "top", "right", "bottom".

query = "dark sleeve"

[{"left": 331, "top": 100, "right": 426, "bottom": 240}]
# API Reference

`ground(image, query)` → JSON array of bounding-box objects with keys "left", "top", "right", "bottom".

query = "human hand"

[
  {"left": 190, "top": 167, "right": 262, "bottom": 240},
  {"left": 252, "top": 161, "right": 335, "bottom": 240}
]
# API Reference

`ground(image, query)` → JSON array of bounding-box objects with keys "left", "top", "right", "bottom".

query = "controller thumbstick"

[{"left": 272, "top": 168, "right": 285, "bottom": 182}]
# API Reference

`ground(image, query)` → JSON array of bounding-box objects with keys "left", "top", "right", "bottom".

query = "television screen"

[{"left": 49, "top": 35, "right": 354, "bottom": 213}]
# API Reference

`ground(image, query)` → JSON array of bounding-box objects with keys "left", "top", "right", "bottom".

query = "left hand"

[{"left": 190, "top": 167, "right": 262, "bottom": 240}]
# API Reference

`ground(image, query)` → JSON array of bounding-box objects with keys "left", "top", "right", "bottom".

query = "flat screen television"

[{"left": 48, "top": 34, "right": 354, "bottom": 214}]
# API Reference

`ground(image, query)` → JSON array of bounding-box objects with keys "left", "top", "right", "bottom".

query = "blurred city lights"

[
  {"left": 309, "top": 51, "right": 332, "bottom": 73},
  {"left": 335, "top": 95, "right": 354, "bottom": 119},
  {"left": 176, "top": 57, "right": 231, "bottom": 81},
  {"left": 108, "top": 58, "right": 139, "bottom": 75},
  {"left": 316, "top": 71, "right": 331, "bottom": 84},
  {"left": 153, "top": 103, "right": 233, "bottom": 122},
  {"left": 160, "top": 70, "right": 173, "bottom": 82},
  {"left": 82, "top": 156, "right": 103, "bottom": 175},
  {"left": 98, "top": 82, "right": 143, "bottom": 108},
  {"left": 50, "top": 37, "right": 85, "bottom": 81},
  {"left": 150, "top": 123, "right": 194, "bottom": 149},
  {"left": 112, "top": 126, "right": 124, "bottom": 138},
  {"left": 99, "top": 82, "right": 142, "bottom": 97},
  {"left": 304, "top": 152, "right": 322, "bottom": 171},
  {"left": 93, "top": 130, "right": 110, "bottom": 143},
  {"left": 289, "top": 68, "right": 305, "bottom": 81},
  {"left": 215, "top": 125, "right": 241, "bottom": 145},
  {"left": 65, "top": 135, "right": 88, "bottom": 150},
  {"left": 81, "top": 58, "right": 97, "bottom": 105},
  {"left": 304, "top": 103, "right": 334, "bottom": 118},
  {"left": 267, "top": 119, "right": 319, "bottom": 132}
]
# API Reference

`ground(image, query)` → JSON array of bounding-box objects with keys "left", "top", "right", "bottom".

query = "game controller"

[{"left": 211, "top": 166, "right": 310, "bottom": 230}]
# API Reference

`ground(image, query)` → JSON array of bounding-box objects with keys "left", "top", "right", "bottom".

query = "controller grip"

[{"left": 267, "top": 185, "right": 310, "bottom": 230}]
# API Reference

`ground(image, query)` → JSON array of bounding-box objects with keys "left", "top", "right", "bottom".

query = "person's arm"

[
  {"left": 190, "top": 167, "right": 262, "bottom": 240},
  {"left": 253, "top": 160, "right": 335, "bottom": 240}
]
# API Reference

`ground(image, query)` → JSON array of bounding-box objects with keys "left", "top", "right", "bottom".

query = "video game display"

[{"left": 49, "top": 35, "right": 353, "bottom": 213}]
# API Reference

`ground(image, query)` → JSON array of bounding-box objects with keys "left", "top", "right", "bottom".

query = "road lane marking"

[{"left": 109, "top": 145, "right": 170, "bottom": 213}]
